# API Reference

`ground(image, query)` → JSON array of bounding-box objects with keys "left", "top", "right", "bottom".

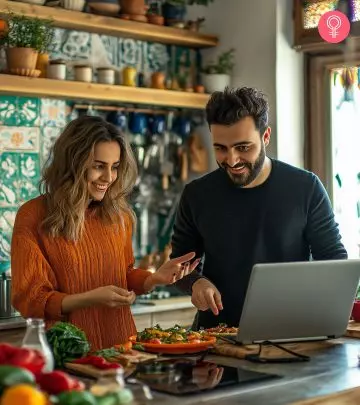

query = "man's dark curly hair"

[{"left": 205, "top": 87, "right": 269, "bottom": 135}]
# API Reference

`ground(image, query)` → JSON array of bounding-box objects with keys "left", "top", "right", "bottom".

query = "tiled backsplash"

[
  {"left": 0, "top": 28, "right": 195, "bottom": 84},
  {"left": 0, "top": 97, "right": 69, "bottom": 262},
  {"left": 0, "top": 28, "right": 198, "bottom": 264}
]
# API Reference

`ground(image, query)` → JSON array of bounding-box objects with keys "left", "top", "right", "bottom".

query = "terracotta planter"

[
  {"left": 194, "top": 84, "right": 205, "bottom": 93},
  {"left": 119, "top": 0, "right": 146, "bottom": 15},
  {"left": 6, "top": 47, "right": 38, "bottom": 71},
  {"left": 36, "top": 53, "right": 49, "bottom": 78},
  {"left": 148, "top": 14, "right": 164, "bottom": 25},
  {"left": 151, "top": 72, "right": 165, "bottom": 89}
]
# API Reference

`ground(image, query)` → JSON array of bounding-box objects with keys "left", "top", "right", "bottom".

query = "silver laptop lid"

[{"left": 237, "top": 260, "right": 360, "bottom": 345}]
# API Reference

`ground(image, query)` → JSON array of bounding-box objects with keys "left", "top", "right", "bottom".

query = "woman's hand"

[
  {"left": 86, "top": 286, "right": 136, "bottom": 308},
  {"left": 143, "top": 252, "right": 201, "bottom": 291},
  {"left": 61, "top": 286, "right": 136, "bottom": 314}
]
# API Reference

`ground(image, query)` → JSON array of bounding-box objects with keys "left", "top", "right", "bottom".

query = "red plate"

[{"left": 129, "top": 335, "right": 217, "bottom": 354}]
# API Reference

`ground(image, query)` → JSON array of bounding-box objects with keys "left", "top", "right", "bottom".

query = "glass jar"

[
  {"left": 21, "top": 318, "right": 54, "bottom": 372},
  {"left": 74, "top": 65, "right": 93, "bottom": 82},
  {"left": 97, "top": 67, "right": 115, "bottom": 85},
  {"left": 47, "top": 59, "right": 67, "bottom": 80}
]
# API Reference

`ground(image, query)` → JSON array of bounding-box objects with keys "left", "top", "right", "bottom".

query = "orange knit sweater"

[{"left": 11, "top": 196, "right": 152, "bottom": 351}]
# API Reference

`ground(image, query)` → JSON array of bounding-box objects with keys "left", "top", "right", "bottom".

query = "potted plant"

[
  {"left": 147, "top": 1, "right": 165, "bottom": 25},
  {"left": 351, "top": 285, "right": 360, "bottom": 322},
  {"left": 201, "top": 48, "right": 235, "bottom": 93},
  {"left": 0, "top": 12, "right": 54, "bottom": 76},
  {"left": 162, "top": 0, "right": 213, "bottom": 27}
]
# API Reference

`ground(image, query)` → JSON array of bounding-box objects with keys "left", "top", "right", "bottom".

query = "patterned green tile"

[
  {"left": 0, "top": 96, "right": 18, "bottom": 126},
  {"left": 0, "top": 231, "right": 11, "bottom": 261},
  {"left": 0, "top": 152, "right": 19, "bottom": 207},
  {"left": 0, "top": 206, "right": 18, "bottom": 233},
  {"left": 18, "top": 153, "right": 40, "bottom": 203},
  {"left": 17, "top": 97, "right": 40, "bottom": 126},
  {"left": 0, "top": 126, "right": 40, "bottom": 152}
]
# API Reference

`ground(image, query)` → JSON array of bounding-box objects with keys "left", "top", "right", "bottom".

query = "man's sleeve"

[
  {"left": 170, "top": 185, "right": 205, "bottom": 294},
  {"left": 304, "top": 175, "right": 348, "bottom": 260}
]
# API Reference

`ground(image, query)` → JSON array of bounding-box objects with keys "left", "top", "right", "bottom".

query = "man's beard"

[{"left": 218, "top": 144, "right": 266, "bottom": 187}]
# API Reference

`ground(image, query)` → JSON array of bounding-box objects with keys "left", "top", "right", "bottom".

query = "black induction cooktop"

[{"left": 127, "top": 357, "right": 280, "bottom": 396}]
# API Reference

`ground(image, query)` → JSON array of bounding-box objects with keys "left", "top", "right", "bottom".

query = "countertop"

[
  {"left": 1, "top": 316, "right": 360, "bottom": 403},
  {"left": 0, "top": 296, "right": 194, "bottom": 331},
  {"left": 140, "top": 338, "right": 360, "bottom": 405}
]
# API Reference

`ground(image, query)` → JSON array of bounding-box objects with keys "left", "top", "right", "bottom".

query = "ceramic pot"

[
  {"left": 119, "top": 0, "right": 146, "bottom": 15},
  {"left": 122, "top": 66, "right": 137, "bottom": 86},
  {"left": 201, "top": 73, "right": 231, "bottom": 93},
  {"left": 36, "top": 53, "right": 49, "bottom": 78},
  {"left": 48, "top": 60, "right": 67, "bottom": 80},
  {"left": 148, "top": 14, "right": 164, "bottom": 25},
  {"left": 6, "top": 47, "right": 38, "bottom": 70},
  {"left": 97, "top": 67, "right": 115, "bottom": 84},
  {"left": 74, "top": 65, "right": 93, "bottom": 82},
  {"left": 151, "top": 72, "right": 165, "bottom": 89},
  {"left": 162, "top": 1, "right": 186, "bottom": 25}
]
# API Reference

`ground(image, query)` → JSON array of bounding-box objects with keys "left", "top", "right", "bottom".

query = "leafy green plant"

[
  {"left": 356, "top": 284, "right": 360, "bottom": 300},
  {"left": 202, "top": 48, "right": 236, "bottom": 75},
  {"left": 46, "top": 322, "right": 90, "bottom": 368},
  {"left": 0, "top": 11, "right": 54, "bottom": 53}
]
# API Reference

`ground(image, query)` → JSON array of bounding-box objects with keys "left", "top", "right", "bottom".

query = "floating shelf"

[
  {"left": 0, "top": 74, "right": 210, "bottom": 109},
  {"left": 0, "top": 0, "right": 218, "bottom": 48}
]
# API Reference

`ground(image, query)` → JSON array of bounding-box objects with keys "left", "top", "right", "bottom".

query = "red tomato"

[{"left": 148, "top": 338, "right": 162, "bottom": 344}]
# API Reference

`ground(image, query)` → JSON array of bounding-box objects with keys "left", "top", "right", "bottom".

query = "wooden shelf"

[
  {"left": 0, "top": 74, "right": 210, "bottom": 109},
  {"left": 0, "top": 0, "right": 218, "bottom": 48}
]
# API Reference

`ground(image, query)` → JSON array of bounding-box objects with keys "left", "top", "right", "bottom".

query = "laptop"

[{"left": 235, "top": 259, "right": 360, "bottom": 345}]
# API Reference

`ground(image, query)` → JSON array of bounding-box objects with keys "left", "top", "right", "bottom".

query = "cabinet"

[{"left": 133, "top": 307, "right": 197, "bottom": 330}]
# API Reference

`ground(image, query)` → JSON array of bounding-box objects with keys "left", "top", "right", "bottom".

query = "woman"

[{"left": 11, "top": 115, "right": 200, "bottom": 350}]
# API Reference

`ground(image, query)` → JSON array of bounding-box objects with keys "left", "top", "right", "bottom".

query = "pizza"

[
  {"left": 203, "top": 324, "right": 238, "bottom": 336},
  {"left": 135, "top": 324, "right": 208, "bottom": 344}
]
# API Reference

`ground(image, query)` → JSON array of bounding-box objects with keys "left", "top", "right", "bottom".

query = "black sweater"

[{"left": 170, "top": 159, "right": 348, "bottom": 329}]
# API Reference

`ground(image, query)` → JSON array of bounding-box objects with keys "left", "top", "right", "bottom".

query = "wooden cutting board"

[
  {"left": 212, "top": 339, "right": 342, "bottom": 360},
  {"left": 64, "top": 350, "right": 158, "bottom": 379},
  {"left": 345, "top": 321, "right": 360, "bottom": 338},
  {"left": 290, "top": 386, "right": 360, "bottom": 404},
  {"left": 64, "top": 363, "right": 122, "bottom": 379}
]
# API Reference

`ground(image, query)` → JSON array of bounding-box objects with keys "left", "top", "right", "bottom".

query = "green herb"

[
  {"left": 202, "top": 48, "right": 235, "bottom": 75},
  {"left": 95, "top": 347, "right": 124, "bottom": 360},
  {"left": 0, "top": 10, "right": 55, "bottom": 53},
  {"left": 46, "top": 322, "right": 90, "bottom": 368},
  {"left": 132, "top": 344, "right": 145, "bottom": 351}
]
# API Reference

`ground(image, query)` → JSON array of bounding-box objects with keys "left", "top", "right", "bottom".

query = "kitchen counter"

[
  {"left": 1, "top": 318, "right": 360, "bottom": 403},
  {"left": 138, "top": 338, "right": 360, "bottom": 405}
]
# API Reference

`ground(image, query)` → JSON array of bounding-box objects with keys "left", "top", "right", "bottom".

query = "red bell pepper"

[
  {"left": 73, "top": 355, "right": 121, "bottom": 370},
  {"left": 0, "top": 344, "right": 18, "bottom": 363},
  {"left": 0, "top": 344, "right": 45, "bottom": 375},
  {"left": 37, "top": 370, "right": 85, "bottom": 395}
]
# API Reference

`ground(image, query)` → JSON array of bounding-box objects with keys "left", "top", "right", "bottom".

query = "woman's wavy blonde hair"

[{"left": 40, "top": 115, "right": 138, "bottom": 241}]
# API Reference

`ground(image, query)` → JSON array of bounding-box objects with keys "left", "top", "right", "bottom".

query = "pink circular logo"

[{"left": 318, "top": 10, "right": 350, "bottom": 43}]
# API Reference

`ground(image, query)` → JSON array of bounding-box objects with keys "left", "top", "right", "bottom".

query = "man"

[{"left": 171, "top": 86, "right": 348, "bottom": 330}]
